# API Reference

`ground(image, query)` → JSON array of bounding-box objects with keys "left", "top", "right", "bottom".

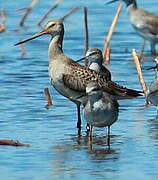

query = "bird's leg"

[
  {"left": 86, "top": 125, "right": 93, "bottom": 148},
  {"left": 90, "top": 125, "right": 93, "bottom": 142},
  {"left": 107, "top": 126, "right": 111, "bottom": 149},
  {"left": 77, "top": 104, "right": 81, "bottom": 136},
  {"left": 86, "top": 123, "right": 90, "bottom": 135},
  {"left": 151, "top": 42, "right": 157, "bottom": 56}
]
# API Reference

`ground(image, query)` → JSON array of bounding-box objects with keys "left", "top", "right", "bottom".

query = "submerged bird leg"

[
  {"left": 90, "top": 125, "right": 93, "bottom": 141},
  {"left": 86, "top": 123, "right": 90, "bottom": 135},
  {"left": 107, "top": 126, "right": 111, "bottom": 148},
  {"left": 77, "top": 104, "right": 81, "bottom": 136},
  {"left": 151, "top": 42, "right": 157, "bottom": 55}
]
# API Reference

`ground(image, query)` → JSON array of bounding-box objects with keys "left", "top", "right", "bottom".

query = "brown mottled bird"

[{"left": 15, "top": 19, "right": 142, "bottom": 135}]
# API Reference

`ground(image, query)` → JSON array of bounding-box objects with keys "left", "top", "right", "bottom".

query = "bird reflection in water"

[
  {"left": 51, "top": 135, "right": 120, "bottom": 178},
  {"left": 53, "top": 134, "right": 119, "bottom": 160},
  {"left": 148, "top": 118, "right": 158, "bottom": 142}
]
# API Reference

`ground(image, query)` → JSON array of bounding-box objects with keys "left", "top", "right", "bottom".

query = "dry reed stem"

[
  {"left": 20, "top": 44, "right": 26, "bottom": 56},
  {"left": 37, "top": 0, "right": 62, "bottom": 26},
  {"left": 104, "top": 46, "right": 111, "bottom": 64},
  {"left": 1, "top": 9, "right": 6, "bottom": 25},
  {"left": 0, "top": 139, "right": 30, "bottom": 147},
  {"left": 103, "top": 3, "right": 123, "bottom": 58},
  {"left": 61, "top": 7, "right": 79, "bottom": 21},
  {"left": 0, "top": 9, "right": 6, "bottom": 32},
  {"left": 138, "top": 40, "right": 146, "bottom": 61},
  {"left": 44, "top": 88, "right": 53, "bottom": 109},
  {"left": 19, "top": 0, "right": 39, "bottom": 26},
  {"left": 132, "top": 49, "right": 148, "bottom": 97},
  {"left": 83, "top": 7, "right": 89, "bottom": 66},
  {"left": 0, "top": 24, "right": 5, "bottom": 32}
]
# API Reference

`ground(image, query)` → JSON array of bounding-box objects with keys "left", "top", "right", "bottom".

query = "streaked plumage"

[
  {"left": 76, "top": 48, "right": 111, "bottom": 80},
  {"left": 15, "top": 19, "right": 142, "bottom": 135}
]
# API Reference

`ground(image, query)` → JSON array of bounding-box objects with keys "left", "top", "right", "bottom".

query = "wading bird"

[
  {"left": 76, "top": 48, "right": 112, "bottom": 133},
  {"left": 83, "top": 82, "right": 119, "bottom": 147},
  {"left": 107, "top": 0, "right": 158, "bottom": 55},
  {"left": 15, "top": 19, "right": 142, "bottom": 135},
  {"left": 77, "top": 48, "right": 111, "bottom": 81}
]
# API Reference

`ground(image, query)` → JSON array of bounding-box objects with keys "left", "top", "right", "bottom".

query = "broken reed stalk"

[
  {"left": 20, "top": 44, "right": 26, "bottom": 56},
  {"left": 132, "top": 49, "right": 148, "bottom": 97},
  {"left": 0, "top": 24, "right": 5, "bottom": 32},
  {"left": 0, "top": 9, "right": 6, "bottom": 32},
  {"left": 1, "top": 9, "right": 6, "bottom": 25},
  {"left": 60, "top": 7, "right": 79, "bottom": 21},
  {"left": 19, "top": 0, "right": 39, "bottom": 26},
  {"left": 104, "top": 46, "right": 111, "bottom": 64},
  {"left": 0, "top": 139, "right": 30, "bottom": 147},
  {"left": 138, "top": 40, "right": 146, "bottom": 61},
  {"left": 44, "top": 88, "right": 53, "bottom": 109},
  {"left": 103, "top": 2, "right": 123, "bottom": 59},
  {"left": 37, "top": 0, "right": 62, "bottom": 26},
  {"left": 83, "top": 7, "right": 89, "bottom": 66}
]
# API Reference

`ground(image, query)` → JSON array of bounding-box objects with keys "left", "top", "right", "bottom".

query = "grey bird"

[
  {"left": 76, "top": 48, "right": 112, "bottom": 133},
  {"left": 107, "top": 0, "right": 158, "bottom": 55},
  {"left": 147, "top": 58, "right": 158, "bottom": 107},
  {"left": 77, "top": 48, "right": 111, "bottom": 81},
  {"left": 15, "top": 19, "right": 142, "bottom": 135},
  {"left": 83, "top": 81, "right": 119, "bottom": 147}
]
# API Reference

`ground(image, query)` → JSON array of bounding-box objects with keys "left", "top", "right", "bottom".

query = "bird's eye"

[
  {"left": 50, "top": 23, "right": 55, "bottom": 27},
  {"left": 92, "top": 87, "right": 100, "bottom": 92},
  {"left": 90, "top": 52, "right": 96, "bottom": 56}
]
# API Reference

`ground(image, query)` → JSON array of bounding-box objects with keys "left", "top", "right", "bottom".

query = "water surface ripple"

[{"left": 1, "top": 1, "right": 158, "bottom": 179}]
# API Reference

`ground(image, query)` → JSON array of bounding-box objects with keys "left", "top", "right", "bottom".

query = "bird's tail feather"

[{"left": 106, "top": 81, "right": 143, "bottom": 100}]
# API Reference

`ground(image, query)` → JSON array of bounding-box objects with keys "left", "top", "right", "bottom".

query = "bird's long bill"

[
  {"left": 106, "top": 0, "right": 119, "bottom": 5},
  {"left": 14, "top": 30, "right": 48, "bottom": 46},
  {"left": 76, "top": 52, "right": 97, "bottom": 63},
  {"left": 147, "top": 64, "right": 158, "bottom": 70},
  {"left": 76, "top": 56, "right": 87, "bottom": 63}
]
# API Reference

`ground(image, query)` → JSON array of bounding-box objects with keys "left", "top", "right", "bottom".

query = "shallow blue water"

[{"left": 1, "top": 0, "right": 158, "bottom": 179}]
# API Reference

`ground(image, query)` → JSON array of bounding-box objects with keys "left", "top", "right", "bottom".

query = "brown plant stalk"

[
  {"left": 132, "top": 49, "right": 148, "bottom": 97},
  {"left": 83, "top": 7, "right": 89, "bottom": 66},
  {"left": 103, "top": 2, "right": 123, "bottom": 59}
]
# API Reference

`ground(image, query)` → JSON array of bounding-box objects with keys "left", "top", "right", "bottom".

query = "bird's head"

[
  {"left": 76, "top": 48, "right": 103, "bottom": 65},
  {"left": 15, "top": 19, "right": 64, "bottom": 46},
  {"left": 86, "top": 48, "right": 103, "bottom": 66},
  {"left": 44, "top": 19, "right": 64, "bottom": 36}
]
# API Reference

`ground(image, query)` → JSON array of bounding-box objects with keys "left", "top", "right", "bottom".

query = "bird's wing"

[
  {"left": 105, "top": 81, "right": 143, "bottom": 99},
  {"left": 62, "top": 59, "right": 143, "bottom": 99},
  {"left": 62, "top": 59, "right": 111, "bottom": 93},
  {"left": 147, "top": 90, "right": 158, "bottom": 106},
  {"left": 62, "top": 74, "right": 86, "bottom": 93},
  {"left": 100, "top": 65, "right": 112, "bottom": 81},
  {"left": 134, "top": 9, "right": 158, "bottom": 36},
  {"left": 149, "top": 78, "right": 158, "bottom": 92},
  {"left": 102, "top": 92, "right": 120, "bottom": 109}
]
